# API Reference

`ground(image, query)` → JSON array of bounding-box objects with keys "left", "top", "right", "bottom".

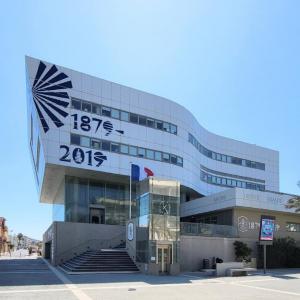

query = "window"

[
  {"left": 147, "top": 118, "right": 155, "bottom": 127},
  {"left": 216, "top": 153, "right": 221, "bottom": 161},
  {"left": 82, "top": 101, "right": 91, "bottom": 113},
  {"left": 138, "top": 116, "right": 147, "bottom": 126},
  {"left": 91, "top": 139, "right": 101, "bottom": 149},
  {"left": 177, "top": 157, "right": 183, "bottom": 166},
  {"left": 162, "top": 153, "right": 170, "bottom": 162},
  {"left": 154, "top": 151, "right": 162, "bottom": 161},
  {"left": 71, "top": 134, "right": 80, "bottom": 145},
  {"left": 170, "top": 154, "right": 177, "bottom": 164},
  {"left": 111, "top": 143, "right": 120, "bottom": 152},
  {"left": 146, "top": 149, "right": 154, "bottom": 159},
  {"left": 221, "top": 178, "right": 227, "bottom": 185},
  {"left": 138, "top": 148, "right": 145, "bottom": 157},
  {"left": 101, "top": 141, "right": 111, "bottom": 151},
  {"left": 155, "top": 120, "right": 163, "bottom": 130},
  {"left": 120, "top": 144, "right": 129, "bottom": 154},
  {"left": 102, "top": 106, "right": 111, "bottom": 117},
  {"left": 222, "top": 155, "right": 227, "bottom": 162},
  {"left": 120, "top": 111, "right": 129, "bottom": 121},
  {"left": 129, "top": 113, "right": 138, "bottom": 123},
  {"left": 71, "top": 98, "right": 81, "bottom": 110},
  {"left": 129, "top": 146, "right": 137, "bottom": 156},
  {"left": 232, "top": 157, "right": 242, "bottom": 165},
  {"left": 170, "top": 124, "right": 177, "bottom": 134},
  {"left": 163, "top": 122, "right": 170, "bottom": 132},
  {"left": 227, "top": 156, "right": 232, "bottom": 163},
  {"left": 92, "top": 104, "right": 101, "bottom": 115},
  {"left": 81, "top": 136, "right": 90, "bottom": 147},
  {"left": 212, "top": 152, "right": 216, "bottom": 160},
  {"left": 111, "top": 108, "right": 120, "bottom": 119}
]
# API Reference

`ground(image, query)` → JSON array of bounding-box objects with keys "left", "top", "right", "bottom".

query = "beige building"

[{"left": 0, "top": 218, "right": 9, "bottom": 254}]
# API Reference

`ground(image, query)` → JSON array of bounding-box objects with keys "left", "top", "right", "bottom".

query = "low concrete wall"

[
  {"left": 51, "top": 222, "right": 125, "bottom": 265},
  {"left": 180, "top": 235, "right": 257, "bottom": 271}
]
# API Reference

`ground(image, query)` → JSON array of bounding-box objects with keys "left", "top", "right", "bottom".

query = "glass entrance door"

[
  {"left": 89, "top": 207, "right": 105, "bottom": 224},
  {"left": 157, "top": 245, "right": 171, "bottom": 274}
]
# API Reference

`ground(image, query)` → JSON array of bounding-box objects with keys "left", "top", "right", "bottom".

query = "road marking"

[
  {"left": 232, "top": 282, "right": 300, "bottom": 297},
  {"left": 43, "top": 259, "right": 92, "bottom": 300},
  {"left": 0, "top": 271, "right": 51, "bottom": 274},
  {"left": 0, "top": 288, "right": 68, "bottom": 294}
]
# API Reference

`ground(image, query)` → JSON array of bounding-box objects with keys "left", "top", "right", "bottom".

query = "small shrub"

[{"left": 234, "top": 241, "right": 252, "bottom": 262}]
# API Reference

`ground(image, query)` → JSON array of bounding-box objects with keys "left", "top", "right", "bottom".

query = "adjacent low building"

[{"left": 26, "top": 56, "right": 300, "bottom": 274}]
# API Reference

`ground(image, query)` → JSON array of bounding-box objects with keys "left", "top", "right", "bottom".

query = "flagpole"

[{"left": 129, "top": 162, "right": 132, "bottom": 220}]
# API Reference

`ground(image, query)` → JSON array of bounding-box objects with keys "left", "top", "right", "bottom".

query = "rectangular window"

[
  {"left": 162, "top": 153, "right": 170, "bottom": 162},
  {"left": 155, "top": 120, "right": 163, "bottom": 130},
  {"left": 170, "top": 124, "right": 177, "bottom": 134},
  {"left": 129, "top": 146, "right": 137, "bottom": 156},
  {"left": 222, "top": 155, "right": 227, "bottom": 162},
  {"left": 102, "top": 106, "right": 111, "bottom": 117},
  {"left": 170, "top": 154, "right": 177, "bottom": 164},
  {"left": 146, "top": 149, "right": 154, "bottom": 159},
  {"left": 177, "top": 157, "right": 183, "bottom": 166},
  {"left": 130, "top": 113, "right": 138, "bottom": 123},
  {"left": 91, "top": 139, "right": 101, "bottom": 149},
  {"left": 80, "top": 136, "right": 90, "bottom": 147},
  {"left": 71, "top": 134, "right": 80, "bottom": 145},
  {"left": 227, "top": 179, "right": 232, "bottom": 186},
  {"left": 221, "top": 178, "right": 227, "bottom": 185},
  {"left": 138, "top": 148, "right": 145, "bottom": 157},
  {"left": 101, "top": 141, "right": 111, "bottom": 151},
  {"left": 120, "top": 144, "right": 129, "bottom": 154},
  {"left": 154, "top": 151, "right": 162, "bottom": 161},
  {"left": 111, "top": 108, "right": 120, "bottom": 119},
  {"left": 82, "top": 101, "right": 91, "bottom": 113},
  {"left": 216, "top": 153, "right": 221, "bottom": 161},
  {"left": 120, "top": 111, "right": 129, "bottom": 121},
  {"left": 92, "top": 103, "right": 101, "bottom": 115},
  {"left": 216, "top": 177, "right": 221, "bottom": 184},
  {"left": 163, "top": 122, "right": 170, "bottom": 132},
  {"left": 227, "top": 156, "right": 232, "bottom": 163},
  {"left": 147, "top": 118, "right": 155, "bottom": 127},
  {"left": 237, "top": 181, "right": 242, "bottom": 188},
  {"left": 71, "top": 98, "right": 81, "bottom": 110},
  {"left": 231, "top": 180, "right": 237, "bottom": 187},
  {"left": 212, "top": 152, "right": 216, "bottom": 160},
  {"left": 138, "top": 116, "right": 147, "bottom": 126},
  {"left": 111, "top": 143, "right": 120, "bottom": 153}
]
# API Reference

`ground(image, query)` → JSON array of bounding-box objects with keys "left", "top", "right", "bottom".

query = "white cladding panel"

[{"left": 25, "top": 56, "right": 279, "bottom": 202}]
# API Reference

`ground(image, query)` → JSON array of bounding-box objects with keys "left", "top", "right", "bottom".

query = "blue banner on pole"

[{"left": 131, "top": 164, "right": 140, "bottom": 181}]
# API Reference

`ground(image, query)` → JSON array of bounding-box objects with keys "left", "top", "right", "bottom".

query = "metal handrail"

[{"left": 57, "top": 232, "right": 125, "bottom": 262}]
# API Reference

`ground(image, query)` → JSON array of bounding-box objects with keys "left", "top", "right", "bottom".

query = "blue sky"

[{"left": 0, "top": 1, "right": 299, "bottom": 240}]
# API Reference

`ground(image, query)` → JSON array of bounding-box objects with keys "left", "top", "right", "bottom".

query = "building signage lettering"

[
  {"left": 238, "top": 216, "right": 280, "bottom": 233},
  {"left": 59, "top": 145, "right": 107, "bottom": 167}
]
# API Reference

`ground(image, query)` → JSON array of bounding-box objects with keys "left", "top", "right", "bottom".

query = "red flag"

[{"left": 144, "top": 167, "right": 154, "bottom": 177}]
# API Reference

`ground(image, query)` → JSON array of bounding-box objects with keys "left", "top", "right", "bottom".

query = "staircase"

[{"left": 60, "top": 249, "right": 139, "bottom": 273}]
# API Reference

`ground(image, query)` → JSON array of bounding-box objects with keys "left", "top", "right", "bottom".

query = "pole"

[
  {"left": 263, "top": 244, "right": 266, "bottom": 274},
  {"left": 129, "top": 162, "right": 132, "bottom": 220}
]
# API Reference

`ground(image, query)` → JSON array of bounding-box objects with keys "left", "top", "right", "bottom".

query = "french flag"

[{"left": 131, "top": 164, "right": 154, "bottom": 181}]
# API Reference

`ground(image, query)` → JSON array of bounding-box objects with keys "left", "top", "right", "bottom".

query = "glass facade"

[
  {"left": 135, "top": 178, "right": 180, "bottom": 265},
  {"left": 64, "top": 176, "right": 136, "bottom": 225}
]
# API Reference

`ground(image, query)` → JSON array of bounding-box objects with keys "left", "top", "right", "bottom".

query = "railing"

[
  {"left": 180, "top": 222, "right": 238, "bottom": 238},
  {"left": 57, "top": 232, "right": 125, "bottom": 264}
]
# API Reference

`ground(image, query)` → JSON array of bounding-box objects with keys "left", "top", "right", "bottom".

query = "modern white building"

[{"left": 26, "top": 56, "right": 299, "bottom": 274}]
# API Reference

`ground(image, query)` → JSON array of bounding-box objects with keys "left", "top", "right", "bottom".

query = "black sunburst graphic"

[{"left": 32, "top": 61, "right": 73, "bottom": 133}]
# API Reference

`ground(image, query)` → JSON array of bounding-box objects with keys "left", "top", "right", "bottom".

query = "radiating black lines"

[{"left": 32, "top": 61, "right": 72, "bottom": 133}]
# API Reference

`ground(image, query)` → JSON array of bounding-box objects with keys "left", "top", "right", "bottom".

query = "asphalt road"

[{"left": 1, "top": 256, "right": 300, "bottom": 300}]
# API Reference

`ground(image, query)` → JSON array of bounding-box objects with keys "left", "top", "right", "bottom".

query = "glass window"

[
  {"left": 146, "top": 149, "right": 154, "bottom": 159},
  {"left": 138, "top": 116, "right": 147, "bottom": 126},
  {"left": 130, "top": 113, "right": 138, "bottom": 123},
  {"left": 111, "top": 108, "right": 120, "bottom": 119},
  {"left": 91, "top": 139, "right": 101, "bottom": 149},
  {"left": 212, "top": 152, "right": 216, "bottom": 160},
  {"left": 71, "top": 134, "right": 80, "bottom": 145},
  {"left": 155, "top": 120, "right": 163, "bottom": 130},
  {"left": 212, "top": 176, "right": 217, "bottom": 184},
  {"left": 120, "top": 144, "right": 129, "bottom": 154},
  {"left": 163, "top": 122, "right": 170, "bottom": 132},
  {"left": 241, "top": 181, "right": 246, "bottom": 188},
  {"left": 80, "top": 136, "right": 90, "bottom": 147},
  {"left": 162, "top": 153, "right": 170, "bottom": 162},
  {"left": 101, "top": 141, "right": 111, "bottom": 151},
  {"left": 231, "top": 180, "right": 237, "bottom": 186},
  {"left": 102, "top": 106, "right": 111, "bottom": 117},
  {"left": 154, "top": 151, "right": 162, "bottom": 161},
  {"left": 170, "top": 154, "right": 177, "bottom": 164},
  {"left": 227, "top": 179, "right": 232, "bottom": 186},
  {"left": 216, "top": 177, "right": 221, "bottom": 184},
  {"left": 170, "top": 124, "right": 177, "bottom": 134},
  {"left": 120, "top": 111, "right": 129, "bottom": 121},
  {"left": 71, "top": 98, "right": 81, "bottom": 110},
  {"left": 237, "top": 181, "right": 242, "bottom": 188},
  {"left": 221, "top": 178, "right": 227, "bottom": 185},
  {"left": 232, "top": 157, "right": 242, "bottom": 165},
  {"left": 242, "top": 159, "right": 246, "bottom": 166},
  {"left": 227, "top": 156, "right": 232, "bottom": 163},
  {"left": 111, "top": 143, "right": 120, "bottom": 152},
  {"left": 222, "top": 155, "right": 227, "bottom": 162},
  {"left": 216, "top": 153, "right": 221, "bottom": 161},
  {"left": 138, "top": 148, "right": 145, "bottom": 157},
  {"left": 147, "top": 118, "right": 155, "bottom": 127},
  {"left": 82, "top": 101, "right": 91, "bottom": 112},
  {"left": 129, "top": 146, "right": 137, "bottom": 156},
  {"left": 177, "top": 157, "right": 183, "bottom": 166},
  {"left": 92, "top": 104, "right": 101, "bottom": 115}
]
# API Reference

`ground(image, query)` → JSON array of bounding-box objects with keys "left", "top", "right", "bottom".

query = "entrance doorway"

[
  {"left": 89, "top": 207, "right": 105, "bottom": 224},
  {"left": 157, "top": 245, "right": 172, "bottom": 274}
]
